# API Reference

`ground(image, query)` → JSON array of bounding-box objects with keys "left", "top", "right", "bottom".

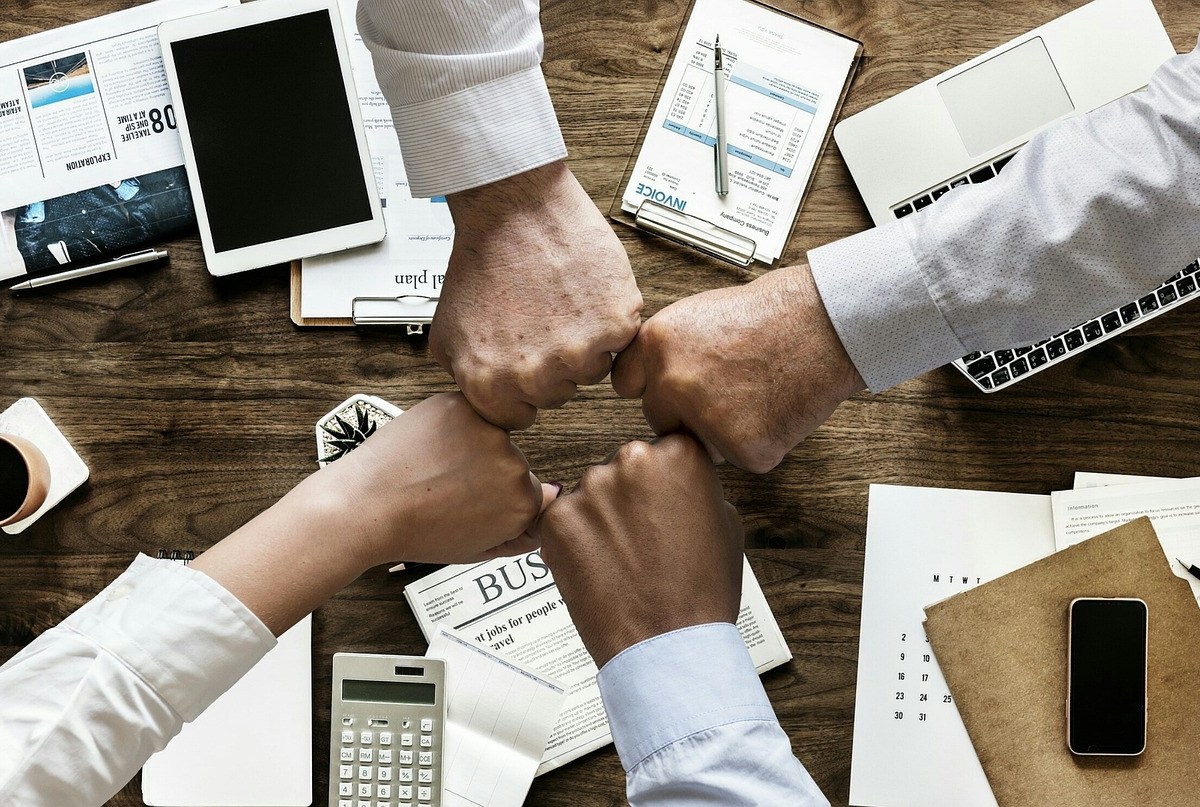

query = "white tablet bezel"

[{"left": 159, "top": 0, "right": 385, "bottom": 276}]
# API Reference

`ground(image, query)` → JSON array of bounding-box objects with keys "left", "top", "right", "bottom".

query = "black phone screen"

[{"left": 1068, "top": 598, "right": 1147, "bottom": 755}]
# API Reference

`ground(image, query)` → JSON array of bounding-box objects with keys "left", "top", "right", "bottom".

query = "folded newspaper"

[
  {"left": 0, "top": 0, "right": 237, "bottom": 281},
  {"left": 405, "top": 551, "right": 792, "bottom": 775}
]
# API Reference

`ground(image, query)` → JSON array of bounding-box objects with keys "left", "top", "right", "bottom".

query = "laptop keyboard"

[{"left": 889, "top": 150, "right": 1200, "bottom": 392}]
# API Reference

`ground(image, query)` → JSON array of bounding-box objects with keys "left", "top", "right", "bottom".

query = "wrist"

[
  {"left": 778, "top": 263, "right": 866, "bottom": 398},
  {"left": 446, "top": 161, "right": 577, "bottom": 250}
]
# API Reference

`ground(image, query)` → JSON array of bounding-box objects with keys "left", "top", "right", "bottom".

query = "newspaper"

[
  {"left": 405, "top": 550, "right": 792, "bottom": 775},
  {"left": 0, "top": 0, "right": 236, "bottom": 281}
]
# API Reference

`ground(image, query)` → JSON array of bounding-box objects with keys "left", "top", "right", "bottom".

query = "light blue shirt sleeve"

[
  {"left": 597, "top": 623, "right": 830, "bottom": 807},
  {"left": 809, "top": 37, "right": 1200, "bottom": 392}
]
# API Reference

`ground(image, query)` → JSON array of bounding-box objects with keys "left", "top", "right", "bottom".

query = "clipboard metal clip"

[
  {"left": 351, "top": 294, "right": 440, "bottom": 335},
  {"left": 633, "top": 200, "right": 756, "bottom": 267}
]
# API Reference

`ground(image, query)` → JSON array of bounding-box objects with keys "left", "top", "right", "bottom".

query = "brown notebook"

[{"left": 924, "top": 517, "right": 1200, "bottom": 806}]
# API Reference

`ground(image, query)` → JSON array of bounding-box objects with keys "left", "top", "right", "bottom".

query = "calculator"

[{"left": 328, "top": 653, "right": 446, "bottom": 807}]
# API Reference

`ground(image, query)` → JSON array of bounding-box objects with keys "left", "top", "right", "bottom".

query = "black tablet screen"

[{"left": 170, "top": 10, "right": 374, "bottom": 253}]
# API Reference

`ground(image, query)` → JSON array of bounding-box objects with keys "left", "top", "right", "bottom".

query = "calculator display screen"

[{"left": 342, "top": 679, "right": 436, "bottom": 705}]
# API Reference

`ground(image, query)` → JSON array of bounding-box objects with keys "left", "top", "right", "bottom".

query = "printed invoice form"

[{"left": 620, "top": 0, "right": 858, "bottom": 263}]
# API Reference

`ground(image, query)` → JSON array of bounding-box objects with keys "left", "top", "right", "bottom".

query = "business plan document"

[
  {"left": 850, "top": 484, "right": 1056, "bottom": 807},
  {"left": 618, "top": 0, "right": 858, "bottom": 263}
]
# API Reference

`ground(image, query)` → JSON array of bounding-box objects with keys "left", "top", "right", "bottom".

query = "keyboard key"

[
  {"left": 1101, "top": 312, "right": 1122, "bottom": 333},
  {"left": 1119, "top": 303, "right": 1140, "bottom": 323},
  {"left": 339, "top": 800, "right": 352, "bottom": 807},
  {"left": 969, "top": 165, "right": 995, "bottom": 183},
  {"left": 961, "top": 351, "right": 983, "bottom": 362},
  {"left": 931, "top": 186, "right": 951, "bottom": 200},
  {"left": 1064, "top": 330, "right": 1084, "bottom": 350},
  {"left": 1027, "top": 348, "right": 1048, "bottom": 368},
  {"left": 993, "top": 349, "right": 1014, "bottom": 366},
  {"left": 978, "top": 375, "right": 993, "bottom": 390},
  {"left": 1010, "top": 357, "right": 1030, "bottom": 377},
  {"left": 1159, "top": 285, "right": 1178, "bottom": 305},
  {"left": 1179, "top": 276, "right": 1197, "bottom": 295},
  {"left": 1167, "top": 270, "right": 1185, "bottom": 283},
  {"left": 1187, "top": 260, "right": 1200, "bottom": 274},
  {"left": 1046, "top": 339, "right": 1066, "bottom": 359},
  {"left": 950, "top": 176, "right": 969, "bottom": 188},
  {"left": 912, "top": 194, "right": 933, "bottom": 210},
  {"left": 991, "top": 367, "right": 1011, "bottom": 386},
  {"left": 993, "top": 154, "right": 1014, "bottom": 172},
  {"left": 893, "top": 203, "right": 913, "bottom": 219},
  {"left": 1082, "top": 321, "right": 1103, "bottom": 341},
  {"left": 1014, "top": 345, "right": 1033, "bottom": 356},
  {"left": 1139, "top": 293, "right": 1159, "bottom": 313},
  {"left": 966, "top": 356, "right": 997, "bottom": 378}
]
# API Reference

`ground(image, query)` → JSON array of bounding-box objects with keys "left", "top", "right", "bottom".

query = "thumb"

[
  {"left": 611, "top": 336, "right": 647, "bottom": 399},
  {"left": 536, "top": 476, "right": 562, "bottom": 513}
]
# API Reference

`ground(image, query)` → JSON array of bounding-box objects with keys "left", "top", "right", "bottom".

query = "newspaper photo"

[
  {"left": 405, "top": 551, "right": 792, "bottom": 775},
  {"left": 0, "top": 0, "right": 237, "bottom": 281}
]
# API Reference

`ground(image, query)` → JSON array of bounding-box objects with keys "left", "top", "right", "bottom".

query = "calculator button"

[
  {"left": 377, "top": 784, "right": 392, "bottom": 798},
  {"left": 339, "top": 801, "right": 352, "bottom": 807},
  {"left": 418, "top": 786, "right": 432, "bottom": 801},
  {"left": 419, "top": 718, "right": 433, "bottom": 732},
  {"left": 378, "top": 750, "right": 392, "bottom": 764},
  {"left": 359, "top": 748, "right": 374, "bottom": 763},
  {"left": 359, "top": 766, "right": 374, "bottom": 780},
  {"left": 418, "top": 769, "right": 433, "bottom": 784},
  {"left": 340, "top": 765, "right": 355, "bottom": 780},
  {"left": 343, "top": 716, "right": 354, "bottom": 725},
  {"left": 340, "top": 783, "right": 354, "bottom": 797},
  {"left": 360, "top": 731, "right": 374, "bottom": 745},
  {"left": 398, "top": 750, "right": 414, "bottom": 765},
  {"left": 359, "top": 783, "right": 373, "bottom": 798},
  {"left": 401, "top": 733, "right": 414, "bottom": 746},
  {"left": 398, "top": 803, "right": 413, "bottom": 807},
  {"left": 398, "top": 768, "right": 414, "bottom": 782},
  {"left": 402, "top": 720, "right": 411, "bottom": 729},
  {"left": 418, "top": 751, "right": 432, "bottom": 766},
  {"left": 419, "top": 735, "right": 433, "bottom": 748},
  {"left": 378, "top": 767, "right": 393, "bottom": 782},
  {"left": 379, "top": 732, "right": 392, "bottom": 746},
  {"left": 342, "top": 730, "right": 355, "bottom": 744},
  {"left": 398, "top": 786, "right": 413, "bottom": 799},
  {"left": 357, "top": 802, "right": 370, "bottom": 807},
  {"left": 340, "top": 748, "right": 355, "bottom": 762}
]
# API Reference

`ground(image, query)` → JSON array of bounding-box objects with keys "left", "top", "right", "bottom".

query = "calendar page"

[{"left": 849, "top": 484, "right": 1056, "bottom": 807}]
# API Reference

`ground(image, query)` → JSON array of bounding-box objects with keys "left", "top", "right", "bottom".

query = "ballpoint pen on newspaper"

[
  {"left": 9, "top": 248, "right": 169, "bottom": 291},
  {"left": 713, "top": 34, "right": 729, "bottom": 197}
]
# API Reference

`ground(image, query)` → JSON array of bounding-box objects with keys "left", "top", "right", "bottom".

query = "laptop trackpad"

[{"left": 938, "top": 37, "right": 1074, "bottom": 157}]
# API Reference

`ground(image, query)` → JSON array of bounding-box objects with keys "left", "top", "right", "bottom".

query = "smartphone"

[{"left": 1066, "top": 597, "right": 1148, "bottom": 755}]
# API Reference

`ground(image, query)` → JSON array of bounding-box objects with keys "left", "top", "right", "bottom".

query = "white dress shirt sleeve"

[
  {"left": 0, "top": 554, "right": 276, "bottom": 807},
  {"left": 809, "top": 38, "right": 1200, "bottom": 392},
  {"left": 356, "top": 0, "right": 567, "bottom": 197},
  {"left": 597, "top": 623, "right": 829, "bottom": 807}
]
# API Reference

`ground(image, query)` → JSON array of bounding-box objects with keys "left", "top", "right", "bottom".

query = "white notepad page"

[
  {"left": 849, "top": 484, "right": 1056, "bottom": 807},
  {"left": 427, "top": 626, "right": 566, "bottom": 807},
  {"left": 142, "top": 615, "right": 313, "bottom": 806}
]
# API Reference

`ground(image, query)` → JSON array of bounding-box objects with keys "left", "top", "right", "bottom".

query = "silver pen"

[
  {"left": 713, "top": 34, "right": 729, "bottom": 197},
  {"left": 10, "top": 248, "right": 169, "bottom": 291}
]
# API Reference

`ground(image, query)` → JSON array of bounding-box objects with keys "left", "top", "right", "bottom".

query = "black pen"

[{"left": 1176, "top": 558, "right": 1200, "bottom": 581}]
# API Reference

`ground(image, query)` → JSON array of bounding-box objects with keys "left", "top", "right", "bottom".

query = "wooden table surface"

[{"left": 2, "top": 1, "right": 1198, "bottom": 805}]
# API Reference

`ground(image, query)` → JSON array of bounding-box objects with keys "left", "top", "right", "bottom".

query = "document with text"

[
  {"left": 406, "top": 550, "right": 791, "bottom": 775},
  {"left": 618, "top": 0, "right": 858, "bottom": 263}
]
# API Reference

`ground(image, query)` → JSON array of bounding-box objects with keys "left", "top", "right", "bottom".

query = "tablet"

[{"left": 159, "top": 0, "right": 384, "bottom": 276}]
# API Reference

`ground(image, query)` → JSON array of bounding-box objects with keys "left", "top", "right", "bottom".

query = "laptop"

[{"left": 835, "top": 0, "right": 1190, "bottom": 392}]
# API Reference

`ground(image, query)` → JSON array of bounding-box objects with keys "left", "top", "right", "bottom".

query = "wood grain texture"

[{"left": 2, "top": 1, "right": 1199, "bottom": 805}]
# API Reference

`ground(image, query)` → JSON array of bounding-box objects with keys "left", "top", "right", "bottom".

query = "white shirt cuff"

[
  {"left": 58, "top": 554, "right": 276, "bottom": 722},
  {"left": 393, "top": 66, "right": 567, "bottom": 197},
  {"left": 596, "top": 623, "right": 778, "bottom": 772},
  {"left": 808, "top": 222, "right": 968, "bottom": 392}
]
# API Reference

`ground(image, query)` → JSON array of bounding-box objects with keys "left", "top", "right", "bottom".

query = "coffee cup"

[{"left": 0, "top": 434, "right": 51, "bottom": 527}]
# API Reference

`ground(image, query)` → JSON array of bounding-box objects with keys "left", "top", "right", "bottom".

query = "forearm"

[
  {"left": 357, "top": 0, "right": 566, "bottom": 196},
  {"left": 811, "top": 40, "right": 1200, "bottom": 391}
]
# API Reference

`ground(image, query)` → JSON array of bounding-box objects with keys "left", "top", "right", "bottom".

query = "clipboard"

[
  {"left": 289, "top": 260, "right": 438, "bottom": 333},
  {"left": 609, "top": 0, "right": 861, "bottom": 267}
]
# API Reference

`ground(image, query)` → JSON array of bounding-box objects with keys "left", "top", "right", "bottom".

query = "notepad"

[
  {"left": 427, "top": 625, "right": 566, "bottom": 807},
  {"left": 142, "top": 615, "right": 313, "bottom": 807}
]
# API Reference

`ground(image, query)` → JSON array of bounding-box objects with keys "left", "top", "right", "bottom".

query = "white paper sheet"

[
  {"left": 619, "top": 0, "right": 857, "bottom": 263},
  {"left": 427, "top": 626, "right": 566, "bottom": 807},
  {"left": 1052, "top": 475, "right": 1200, "bottom": 603},
  {"left": 850, "top": 484, "right": 1056, "bottom": 807}
]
